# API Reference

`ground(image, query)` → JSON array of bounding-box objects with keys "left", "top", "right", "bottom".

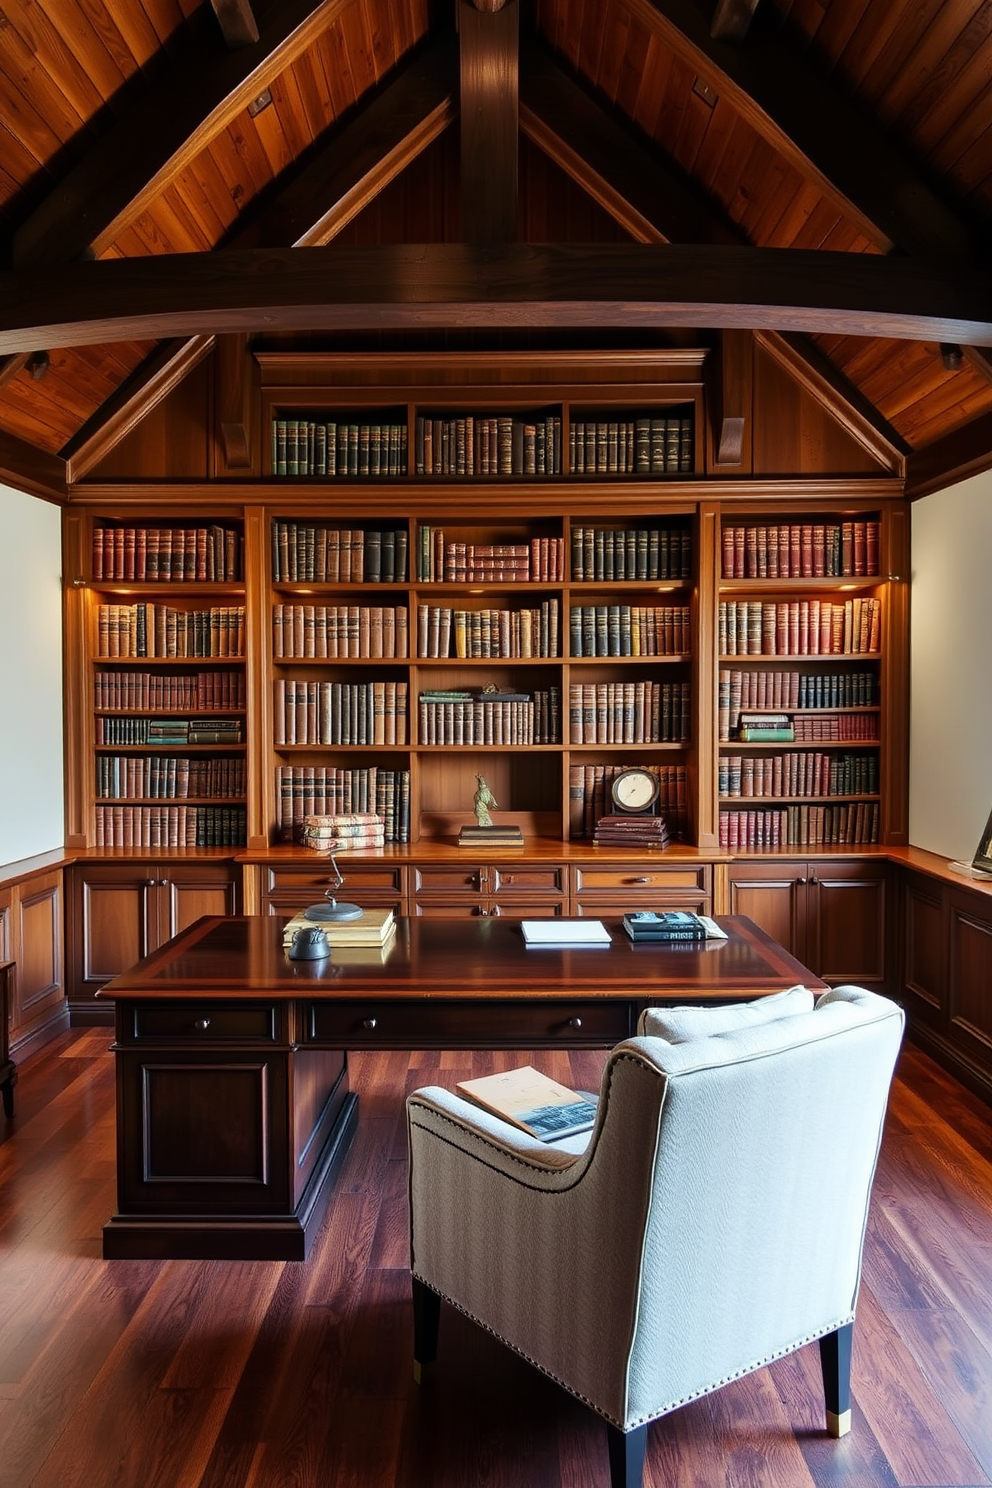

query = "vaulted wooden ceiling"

[{"left": 2, "top": 0, "right": 992, "bottom": 501}]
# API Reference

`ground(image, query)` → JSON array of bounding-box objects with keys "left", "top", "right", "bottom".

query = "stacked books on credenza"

[
  {"left": 594, "top": 814, "right": 670, "bottom": 848},
  {"left": 298, "top": 813, "right": 386, "bottom": 851},
  {"left": 622, "top": 912, "right": 728, "bottom": 943}
]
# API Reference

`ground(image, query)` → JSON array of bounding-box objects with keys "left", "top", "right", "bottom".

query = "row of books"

[
  {"left": 569, "top": 525, "right": 692, "bottom": 581},
  {"left": 568, "top": 414, "right": 693, "bottom": 475},
  {"left": 414, "top": 413, "right": 562, "bottom": 477},
  {"left": 416, "top": 601, "right": 560, "bottom": 659},
  {"left": 568, "top": 763, "right": 688, "bottom": 840},
  {"left": 417, "top": 691, "right": 560, "bottom": 746},
  {"left": 94, "top": 804, "right": 247, "bottom": 848},
  {"left": 271, "top": 523, "right": 408, "bottom": 583},
  {"left": 93, "top": 670, "right": 246, "bottom": 712},
  {"left": 96, "top": 604, "right": 245, "bottom": 659},
  {"left": 275, "top": 766, "right": 410, "bottom": 842},
  {"left": 718, "top": 751, "right": 879, "bottom": 799},
  {"left": 718, "top": 598, "right": 881, "bottom": 657},
  {"left": 416, "top": 528, "right": 567, "bottom": 583},
  {"left": 721, "top": 520, "right": 880, "bottom": 579},
  {"left": 271, "top": 418, "right": 408, "bottom": 477},
  {"left": 274, "top": 680, "right": 409, "bottom": 747},
  {"left": 719, "top": 802, "right": 880, "bottom": 849},
  {"left": 94, "top": 716, "right": 243, "bottom": 745},
  {"left": 569, "top": 604, "right": 691, "bottom": 657},
  {"left": 792, "top": 713, "right": 878, "bottom": 741},
  {"left": 95, "top": 755, "right": 246, "bottom": 800},
  {"left": 568, "top": 681, "right": 691, "bottom": 745},
  {"left": 272, "top": 605, "right": 409, "bottom": 659},
  {"left": 717, "top": 667, "right": 877, "bottom": 739},
  {"left": 92, "top": 524, "right": 243, "bottom": 582}
]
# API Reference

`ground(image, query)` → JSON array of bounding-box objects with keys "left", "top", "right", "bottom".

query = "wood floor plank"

[{"left": 1, "top": 1031, "right": 992, "bottom": 1488}]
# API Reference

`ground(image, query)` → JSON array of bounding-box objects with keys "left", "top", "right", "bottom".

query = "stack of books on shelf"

[
  {"left": 274, "top": 679, "right": 408, "bottom": 746},
  {"left": 718, "top": 801, "right": 880, "bottom": 850},
  {"left": 594, "top": 813, "right": 670, "bottom": 848},
  {"left": 568, "top": 412, "right": 693, "bottom": 475},
  {"left": 719, "top": 599, "right": 881, "bottom": 657},
  {"left": 622, "top": 911, "right": 726, "bottom": 942},
  {"left": 271, "top": 522, "right": 409, "bottom": 582},
  {"left": 273, "top": 604, "right": 408, "bottom": 659},
  {"left": 93, "top": 524, "right": 244, "bottom": 582},
  {"left": 719, "top": 752, "right": 878, "bottom": 799},
  {"left": 416, "top": 529, "right": 566, "bottom": 582},
  {"left": 96, "top": 604, "right": 244, "bottom": 658},
  {"left": 416, "top": 600, "right": 559, "bottom": 659},
  {"left": 718, "top": 667, "right": 878, "bottom": 740},
  {"left": 738, "top": 712, "right": 795, "bottom": 742},
  {"left": 415, "top": 412, "right": 562, "bottom": 477},
  {"left": 271, "top": 419, "right": 408, "bottom": 478},
  {"left": 721, "top": 519, "right": 879, "bottom": 578},
  {"left": 417, "top": 690, "right": 556, "bottom": 747},
  {"left": 569, "top": 524, "right": 692, "bottom": 580},
  {"left": 298, "top": 813, "right": 386, "bottom": 851},
  {"left": 276, "top": 765, "right": 410, "bottom": 843},
  {"left": 94, "top": 669, "right": 245, "bottom": 711},
  {"left": 458, "top": 823, "right": 524, "bottom": 847},
  {"left": 568, "top": 603, "right": 691, "bottom": 657},
  {"left": 568, "top": 680, "right": 690, "bottom": 744}
]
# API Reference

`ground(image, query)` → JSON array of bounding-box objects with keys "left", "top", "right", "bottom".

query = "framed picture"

[{"left": 972, "top": 805, "right": 992, "bottom": 875}]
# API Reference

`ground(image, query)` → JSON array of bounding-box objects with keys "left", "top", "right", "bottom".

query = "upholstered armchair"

[{"left": 407, "top": 984, "right": 904, "bottom": 1488}]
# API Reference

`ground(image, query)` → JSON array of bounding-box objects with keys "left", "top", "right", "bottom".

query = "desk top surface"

[{"left": 98, "top": 915, "right": 827, "bottom": 1002}]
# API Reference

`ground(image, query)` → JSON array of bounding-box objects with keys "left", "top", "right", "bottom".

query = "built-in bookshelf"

[{"left": 717, "top": 509, "right": 889, "bottom": 853}]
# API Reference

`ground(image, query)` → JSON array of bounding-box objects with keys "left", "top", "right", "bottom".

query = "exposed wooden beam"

[
  {"left": 0, "top": 353, "right": 31, "bottom": 390},
  {"left": 714, "top": 329, "right": 751, "bottom": 467},
  {"left": 60, "top": 42, "right": 457, "bottom": 481},
  {"left": 459, "top": 0, "right": 518, "bottom": 244},
  {"left": 210, "top": 0, "right": 260, "bottom": 47},
  {"left": 0, "top": 428, "right": 67, "bottom": 503},
  {"left": 4, "top": 245, "right": 992, "bottom": 351},
  {"left": 754, "top": 330, "right": 910, "bottom": 474},
  {"left": 247, "top": 37, "right": 457, "bottom": 247},
  {"left": 628, "top": 0, "right": 976, "bottom": 260},
  {"left": 62, "top": 336, "right": 217, "bottom": 483},
  {"left": 12, "top": 0, "right": 354, "bottom": 268},
  {"left": 215, "top": 334, "right": 254, "bottom": 472},
  {"left": 711, "top": 0, "right": 761, "bottom": 43},
  {"left": 520, "top": 46, "right": 907, "bottom": 470}
]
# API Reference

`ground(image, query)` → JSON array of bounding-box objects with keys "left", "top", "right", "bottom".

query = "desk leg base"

[{"left": 102, "top": 1091, "right": 360, "bottom": 1262}]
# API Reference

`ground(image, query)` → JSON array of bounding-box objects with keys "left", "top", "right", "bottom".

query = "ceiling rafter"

[
  {"left": 519, "top": 41, "right": 908, "bottom": 472},
  {"left": 3, "top": 244, "right": 992, "bottom": 353},
  {"left": 61, "top": 37, "right": 460, "bottom": 479},
  {"left": 459, "top": 0, "right": 518, "bottom": 243},
  {"left": 627, "top": 0, "right": 976, "bottom": 261},
  {"left": 11, "top": 0, "right": 359, "bottom": 269},
  {"left": 210, "top": 0, "right": 261, "bottom": 48}
]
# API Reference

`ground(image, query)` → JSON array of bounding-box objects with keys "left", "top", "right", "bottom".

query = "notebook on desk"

[{"left": 520, "top": 919, "right": 612, "bottom": 947}]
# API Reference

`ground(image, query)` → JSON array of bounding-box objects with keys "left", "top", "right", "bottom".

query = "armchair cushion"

[{"left": 637, "top": 982, "right": 815, "bottom": 1043}]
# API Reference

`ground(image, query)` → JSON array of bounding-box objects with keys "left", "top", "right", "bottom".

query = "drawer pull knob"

[
  {"left": 363, "top": 1017, "right": 378, "bottom": 1031},
  {"left": 193, "top": 1018, "right": 211, "bottom": 1032},
  {"left": 569, "top": 1016, "right": 583, "bottom": 1030},
  {"left": 630, "top": 877, "right": 650, "bottom": 884}
]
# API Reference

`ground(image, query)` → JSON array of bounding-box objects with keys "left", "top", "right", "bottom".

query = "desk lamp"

[{"left": 304, "top": 843, "right": 364, "bottom": 922}]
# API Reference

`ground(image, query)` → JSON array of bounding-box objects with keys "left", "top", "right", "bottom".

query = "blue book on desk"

[{"left": 623, "top": 912, "right": 727, "bottom": 942}]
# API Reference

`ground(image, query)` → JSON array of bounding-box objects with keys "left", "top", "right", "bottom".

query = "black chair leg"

[
  {"left": 412, "top": 1276, "right": 441, "bottom": 1383},
  {"left": 606, "top": 1422, "right": 647, "bottom": 1488},
  {"left": 819, "top": 1322, "right": 853, "bottom": 1437}
]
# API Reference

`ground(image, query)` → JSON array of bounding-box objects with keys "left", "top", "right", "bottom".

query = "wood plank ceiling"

[{"left": 1, "top": 0, "right": 991, "bottom": 498}]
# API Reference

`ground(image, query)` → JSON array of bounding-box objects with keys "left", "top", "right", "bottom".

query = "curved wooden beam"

[{"left": 2, "top": 244, "right": 991, "bottom": 353}]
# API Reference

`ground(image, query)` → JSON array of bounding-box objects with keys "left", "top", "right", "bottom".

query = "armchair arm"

[{"left": 406, "top": 1085, "right": 587, "bottom": 1177}]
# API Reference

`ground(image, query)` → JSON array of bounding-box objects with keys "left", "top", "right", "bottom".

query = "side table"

[{"left": 0, "top": 960, "right": 15, "bottom": 1118}]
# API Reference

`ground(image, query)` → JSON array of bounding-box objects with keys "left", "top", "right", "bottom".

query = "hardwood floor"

[{"left": 1, "top": 1030, "right": 991, "bottom": 1488}]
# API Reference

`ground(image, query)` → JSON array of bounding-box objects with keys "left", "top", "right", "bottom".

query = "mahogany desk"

[{"left": 98, "top": 914, "right": 826, "bottom": 1262}]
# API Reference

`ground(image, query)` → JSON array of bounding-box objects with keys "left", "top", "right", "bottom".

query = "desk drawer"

[
  {"left": 267, "top": 865, "right": 404, "bottom": 893},
  {"left": 303, "top": 999, "right": 633, "bottom": 1048},
  {"left": 573, "top": 866, "right": 710, "bottom": 893},
  {"left": 125, "top": 1002, "right": 282, "bottom": 1043},
  {"left": 492, "top": 867, "right": 565, "bottom": 895}
]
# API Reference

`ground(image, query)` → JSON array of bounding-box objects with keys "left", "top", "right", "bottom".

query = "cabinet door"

[
  {"left": 10, "top": 869, "right": 64, "bottom": 1041},
  {"left": 726, "top": 862, "right": 805, "bottom": 960},
  {"left": 808, "top": 861, "right": 889, "bottom": 987},
  {"left": 946, "top": 888, "right": 992, "bottom": 1069},
  {"left": 69, "top": 867, "right": 160, "bottom": 1007},
  {"left": 900, "top": 870, "right": 946, "bottom": 1029},
  {"left": 160, "top": 867, "right": 238, "bottom": 943}
]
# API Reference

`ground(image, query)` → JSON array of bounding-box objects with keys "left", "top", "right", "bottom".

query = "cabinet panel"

[
  {"left": 12, "top": 870, "right": 64, "bottom": 1035},
  {"left": 901, "top": 872, "right": 946, "bottom": 1026},
  {"left": 78, "top": 873, "right": 155, "bottom": 991},
  {"left": 947, "top": 895, "right": 992, "bottom": 1064},
  {"left": 162, "top": 869, "right": 239, "bottom": 940},
  {"left": 809, "top": 865, "right": 888, "bottom": 986},
  {"left": 727, "top": 865, "right": 803, "bottom": 960}
]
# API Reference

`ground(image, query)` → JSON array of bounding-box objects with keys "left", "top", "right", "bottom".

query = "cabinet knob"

[
  {"left": 797, "top": 876, "right": 807, "bottom": 885},
  {"left": 809, "top": 874, "right": 818, "bottom": 885},
  {"left": 568, "top": 1016, "right": 583, "bottom": 1030},
  {"left": 193, "top": 1017, "right": 211, "bottom": 1032},
  {"left": 363, "top": 1017, "right": 378, "bottom": 1031},
  {"left": 629, "top": 877, "right": 650, "bottom": 885}
]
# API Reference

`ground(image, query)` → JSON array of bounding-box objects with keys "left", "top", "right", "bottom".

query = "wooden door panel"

[
  {"left": 162, "top": 871, "right": 238, "bottom": 943},
  {"left": 811, "top": 866, "right": 888, "bottom": 986},
  {"left": 14, "top": 872, "right": 63, "bottom": 1030},
  {"left": 726, "top": 867, "right": 802, "bottom": 960},
  {"left": 81, "top": 877, "right": 154, "bottom": 988}
]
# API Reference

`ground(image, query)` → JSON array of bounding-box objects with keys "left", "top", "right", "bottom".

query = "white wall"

[
  {"left": 0, "top": 483, "right": 64, "bottom": 867},
  {"left": 910, "top": 471, "right": 992, "bottom": 861}
]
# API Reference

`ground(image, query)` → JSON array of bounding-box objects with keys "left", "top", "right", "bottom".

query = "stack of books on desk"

[
  {"left": 282, "top": 906, "right": 395, "bottom": 947},
  {"left": 594, "top": 814, "right": 670, "bottom": 848},
  {"left": 622, "top": 911, "right": 727, "bottom": 942}
]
